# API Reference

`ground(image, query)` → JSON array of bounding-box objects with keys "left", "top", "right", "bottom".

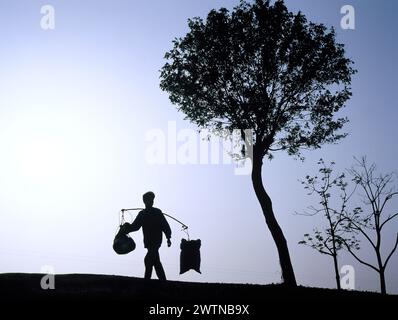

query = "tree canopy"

[{"left": 160, "top": 0, "right": 356, "bottom": 158}]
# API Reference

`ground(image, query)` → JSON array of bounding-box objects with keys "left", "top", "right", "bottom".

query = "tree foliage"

[{"left": 160, "top": 0, "right": 356, "bottom": 159}]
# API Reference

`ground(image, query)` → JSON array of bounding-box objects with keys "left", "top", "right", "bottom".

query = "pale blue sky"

[{"left": 0, "top": 0, "right": 397, "bottom": 293}]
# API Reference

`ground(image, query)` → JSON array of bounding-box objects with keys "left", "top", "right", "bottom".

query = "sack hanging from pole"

[
  {"left": 113, "top": 210, "right": 136, "bottom": 255},
  {"left": 180, "top": 238, "right": 201, "bottom": 274},
  {"left": 113, "top": 228, "right": 136, "bottom": 255}
]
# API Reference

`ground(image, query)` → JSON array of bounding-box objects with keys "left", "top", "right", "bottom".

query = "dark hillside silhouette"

[{"left": 0, "top": 273, "right": 396, "bottom": 304}]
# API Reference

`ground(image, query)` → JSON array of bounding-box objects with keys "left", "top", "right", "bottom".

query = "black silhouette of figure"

[{"left": 123, "top": 192, "right": 172, "bottom": 280}]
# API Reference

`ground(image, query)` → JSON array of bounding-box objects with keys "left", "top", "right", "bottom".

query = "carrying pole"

[{"left": 121, "top": 208, "right": 189, "bottom": 230}]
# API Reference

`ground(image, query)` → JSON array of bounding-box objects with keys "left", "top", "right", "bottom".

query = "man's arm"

[
  {"left": 123, "top": 212, "right": 143, "bottom": 233},
  {"left": 161, "top": 214, "right": 172, "bottom": 242}
]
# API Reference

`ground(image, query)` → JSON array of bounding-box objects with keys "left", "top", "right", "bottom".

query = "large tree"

[{"left": 160, "top": 0, "right": 355, "bottom": 286}]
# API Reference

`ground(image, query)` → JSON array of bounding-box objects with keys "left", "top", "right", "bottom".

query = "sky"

[{"left": 0, "top": 0, "right": 397, "bottom": 294}]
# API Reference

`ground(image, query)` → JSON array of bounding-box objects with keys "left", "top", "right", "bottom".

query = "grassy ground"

[{"left": 0, "top": 273, "right": 395, "bottom": 316}]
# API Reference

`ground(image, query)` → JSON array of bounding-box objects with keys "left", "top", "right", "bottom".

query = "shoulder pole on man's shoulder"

[{"left": 121, "top": 208, "right": 188, "bottom": 230}]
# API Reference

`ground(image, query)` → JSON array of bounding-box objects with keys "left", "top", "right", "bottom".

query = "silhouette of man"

[{"left": 122, "top": 192, "right": 172, "bottom": 280}]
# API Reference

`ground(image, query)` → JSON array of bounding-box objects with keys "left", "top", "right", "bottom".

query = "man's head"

[{"left": 143, "top": 191, "right": 155, "bottom": 208}]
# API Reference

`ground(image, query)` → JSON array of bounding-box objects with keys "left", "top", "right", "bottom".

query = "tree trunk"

[
  {"left": 376, "top": 249, "right": 386, "bottom": 294},
  {"left": 328, "top": 214, "right": 340, "bottom": 290},
  {"left": 379, "top": 269, "right": 386, "bottom": 295},
  {"left": 375, "top": 216, "right": 386, "bottom": 294},
  {"left": 332, "top": 254, "right": 341, "bottom": 290},
  {"left": 251, "top": 149, "right": 297, "bottom": 287}
]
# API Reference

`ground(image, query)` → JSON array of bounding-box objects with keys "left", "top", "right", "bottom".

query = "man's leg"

[
  {"left": 153, "top": 249, "right": 166, "bottom": 281},
  {"left": 144, "top": 249, "right": 155, "bottom": 279}
]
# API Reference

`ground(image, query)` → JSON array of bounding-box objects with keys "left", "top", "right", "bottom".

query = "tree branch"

[
  {"left": 380, "top": 192, "right": 398, "bottom": 214},
  {"left": 383, "top": 233, "right": 398, "bottom": 269},
  {"left": 342, "top": 239, "right": 379, "bottom": 272},
  {"left": 380, "top": 212, "right": 398, "bottom": 230},
  {"left": 344, "top": 216, "right": 377, "bottom": 250}
]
